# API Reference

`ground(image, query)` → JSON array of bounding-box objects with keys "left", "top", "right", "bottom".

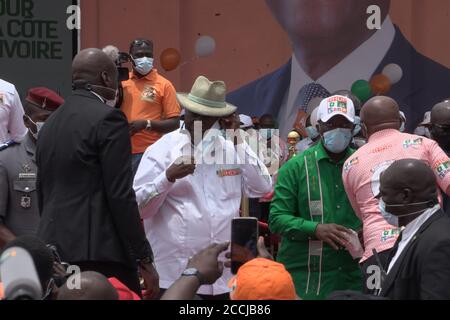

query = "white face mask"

[
  {"left": 26, "top": 115, "right": 45, "bottom": 140},
  {"left": 378, "top": 198, "right": 438, "bottom": 227},
  {"left": 106, "top": 89, "right": 119, "bottom": 107},
  {"left": 90, "top": 85, "right": 118, "bottom": 107}
]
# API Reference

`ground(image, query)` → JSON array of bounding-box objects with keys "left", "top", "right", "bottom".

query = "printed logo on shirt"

[
  {"left": 0, "top": 93, "right": 4, "bottom": 105},
  {"left": 370, "top": 144, "right": 392, "bottom": 154},
  {"left": 344, "top": 157, "right": 359, "bottom": 172},
  {"left": 403, "top": 138, "right": 423, "bottom": 149},
  {"left": 217, "top": 168, "right": 242, "bottom": 177},
  {"left": 141, "top": 85, "right": 157, "bottom": 103},
  {"left": 327, "top": 96, "right": 348, "bottom": 114},
  {"left": 380, "top": 228, "right": 401, "bottom": 243},
  {"left": 370, "top": 160, "right": 396, "bottom": 197},
  {"left": 435, "top": 160, "right": 450, "bottom": 180}
]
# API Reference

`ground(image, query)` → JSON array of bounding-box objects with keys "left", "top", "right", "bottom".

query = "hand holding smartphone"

[{"left": 231, "top": 217, "right": 259, "bottom": 274}]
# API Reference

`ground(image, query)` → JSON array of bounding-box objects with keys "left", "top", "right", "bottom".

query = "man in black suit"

[
  {"left": 378, "top": 159, "right": 450, "bottom": 299},
  {"left": 228, "top": 0, "right": 450, "bottom": 137},
  {"left": 35, "top": 48, "right": 159, "bottom": 298}
]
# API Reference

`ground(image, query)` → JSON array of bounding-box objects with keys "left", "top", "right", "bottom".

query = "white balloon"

[
  {"left": 382, "top": 63, "right": 403, "bottom": 84},
  {"left": 195, "top": 35, "right": 216, "bottom": 57}
]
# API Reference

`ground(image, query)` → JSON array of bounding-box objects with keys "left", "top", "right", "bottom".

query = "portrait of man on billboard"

[{"left": 227, "top": 0, "right": 450, "bottom": 136}]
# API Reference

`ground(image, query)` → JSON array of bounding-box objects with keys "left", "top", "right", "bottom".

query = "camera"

[{"left": 116, "top": 52, "right": 131, "bottom": 82}]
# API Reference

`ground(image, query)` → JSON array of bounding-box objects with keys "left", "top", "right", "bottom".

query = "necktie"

[{"left": 295, "top": 83, "right": 330, "bottom": 112}]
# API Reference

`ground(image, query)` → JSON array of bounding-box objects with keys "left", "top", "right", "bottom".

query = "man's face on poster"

[{"left": 265, "top": 0, "right": 390, "bottom": 40}]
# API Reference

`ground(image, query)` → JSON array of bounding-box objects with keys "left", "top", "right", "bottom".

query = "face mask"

[
  {"left": 133, "top": 57, "right": 154, "bottom": 75},
  {"left": 306, "top": 126, "right": 319, "bottom": 140},
  {"left": 322, "top": 128, "right": 353, "bottom": 154},
  {"left": 260, "top": 128, "right": 273, "bottom": 140},
  {"left": 90, "top": 85, "right": 118, "bottom": 107},
  {"left": 378, "top": 198, "right": 437, "bottom": 227},
  {"left": 26, "top": 115, "right": 44, "bottom": 140},
  {"left": 106, "top": 89, "right": 119, "bottom": 107}
]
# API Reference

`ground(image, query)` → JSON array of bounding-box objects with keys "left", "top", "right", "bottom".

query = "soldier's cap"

[{"left": 26, "top": 87, "right": 64, "bottom": 111}]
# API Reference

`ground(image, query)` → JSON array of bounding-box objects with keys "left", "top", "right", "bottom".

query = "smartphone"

[{"left": 231, "top": 217, "right": 259, "bottom": 274}]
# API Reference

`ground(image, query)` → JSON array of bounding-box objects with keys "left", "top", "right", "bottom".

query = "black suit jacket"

[
  {"left": 36, "top": 89, "right": 153, "bottom": 267},
  {"left": 380, "top": 210, "right": 450, "bottom": 300},
  {"left": 227, "top": 26, "right": 450, "bottom": 132}
]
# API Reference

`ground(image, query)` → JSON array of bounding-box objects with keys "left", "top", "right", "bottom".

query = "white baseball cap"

[
  {"left": 317, "top": 95, "right": 355, "bottom": 124},
  {"left": 239, "top": 114, "right": 253, "bottom": 129}
]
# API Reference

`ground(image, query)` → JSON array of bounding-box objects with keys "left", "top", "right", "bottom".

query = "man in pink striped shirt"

[{"left": 342, "top": 96, "right": 450, "bottom": 293}]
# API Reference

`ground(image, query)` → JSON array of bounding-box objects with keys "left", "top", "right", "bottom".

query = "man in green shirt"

[{"left": 270, "top": 95, "right": 362, "bottom": 300}]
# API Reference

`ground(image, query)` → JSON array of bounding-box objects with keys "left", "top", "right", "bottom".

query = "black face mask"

[{"left": 431, "top": 126, "right": 450, "bottom": 151}]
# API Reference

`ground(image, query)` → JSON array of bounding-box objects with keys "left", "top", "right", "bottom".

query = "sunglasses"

[{"left": 131, "top": 39, "right": 153, "bottom": 48}]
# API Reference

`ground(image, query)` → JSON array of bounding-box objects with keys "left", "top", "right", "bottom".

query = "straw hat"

[{"left": 177, "top": 76, "right": 237, "bottom": 117}]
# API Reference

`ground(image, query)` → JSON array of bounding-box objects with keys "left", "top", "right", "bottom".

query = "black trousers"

[
  {"left": 360, "top": 248, "right": 392, "bottom": 294},
  {"left": 74, "top": 261, "right": 141, "bottom": 297}
]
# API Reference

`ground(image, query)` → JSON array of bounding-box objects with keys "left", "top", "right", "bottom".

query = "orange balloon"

[
  {"left": 370, "top": 74, "right": 391, "bottom": 95},
  {"left": 160, "top": 48, "right": 181, "bottom": 71}
]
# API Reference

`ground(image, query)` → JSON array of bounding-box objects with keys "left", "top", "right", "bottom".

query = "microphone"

[{"left": 0, "top": 247, "right": 43, "bottom": 300}]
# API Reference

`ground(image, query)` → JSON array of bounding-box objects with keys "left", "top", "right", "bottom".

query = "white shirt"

[
  {"left": 133, "top": 126, "right": 272, "bottom": 295},
  {"left": 278, "top": 17, "right": 396, "bottom": 139},
  {"left": 387, "top": 205, "right": 440, "bottom": 274},
  {"left": 0, "top": 79, "right": 27, "bottom": 144}
]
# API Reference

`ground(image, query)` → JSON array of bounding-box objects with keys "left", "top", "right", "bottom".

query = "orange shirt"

[{"left": 121, "top": 69, "right": 181, "bottom": 154}]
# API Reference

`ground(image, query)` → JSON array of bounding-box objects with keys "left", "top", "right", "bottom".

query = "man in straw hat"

[{"left": 134, "top": 76, "right": 272, "bottom": 299}]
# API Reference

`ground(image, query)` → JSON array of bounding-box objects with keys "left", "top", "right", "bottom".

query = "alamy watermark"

[{"left": 367, "top": 5, "right": 382, "bottom": 30}]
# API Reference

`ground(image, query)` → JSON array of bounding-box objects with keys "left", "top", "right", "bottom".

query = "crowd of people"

[{"left": 1, "top": 37, "right": 450, "bottom": 300}]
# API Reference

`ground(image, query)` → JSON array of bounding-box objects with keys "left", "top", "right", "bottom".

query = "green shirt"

[{"left": 269, "top": 141, "right": 362, "bottom": 299}]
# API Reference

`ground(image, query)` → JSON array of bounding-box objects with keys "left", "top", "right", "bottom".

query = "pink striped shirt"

[{"left": 342, "top": 129, "right": 450, "bottom": 262}]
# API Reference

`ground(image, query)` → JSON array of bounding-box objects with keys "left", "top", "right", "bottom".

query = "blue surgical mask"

[
  {"left": 306, "top": 126, "right": 319, "bottom": 140},
  {"left": 322, "top": 128, "right": 352, "bottom": 153},
  {"left": 133, "top": 57, "right": 154, "bottom": 75}
]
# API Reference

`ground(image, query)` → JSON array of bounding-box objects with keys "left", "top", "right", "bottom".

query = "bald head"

[
  {"left": 431, "top": 100, "right": 450, "bottom": 125},
  {"left": 382, "top": 159, "right": 436, "bottom": 194},
  {"left": 360, "top": 96, "right": 401, "bottom": 137},
  {"left": 57, "top": 271, "right": 118, "bottom": 300},
  {"left": 379, "top": 159, "right": 438, "bottom": 224},
  {"left": 72, "top": 49, "right": 118, "bottom": 101}
]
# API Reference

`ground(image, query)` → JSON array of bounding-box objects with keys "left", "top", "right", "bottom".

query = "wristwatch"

[
  {"left": 182, "top": 268, "right": 204, "bottom": 284},
  {"left": 146, "top": 119, "right": 152, "bottom": 131}
]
